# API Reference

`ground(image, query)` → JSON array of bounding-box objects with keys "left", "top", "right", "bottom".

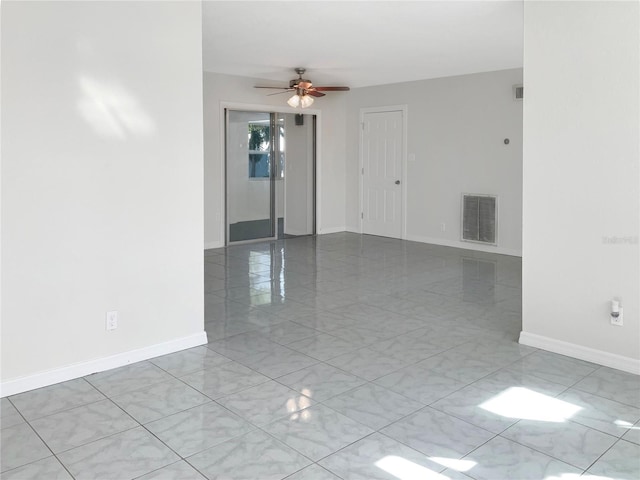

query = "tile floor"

[{"left": 2, "top": 233, "right": 639, "bottom": 479}]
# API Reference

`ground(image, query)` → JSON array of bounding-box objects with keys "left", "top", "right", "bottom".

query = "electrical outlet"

[
  {"left": 441, "top": 223, "right": 446, "bottom": 232},
  {"left": 106, "top": 311, "right": 118, "bottom": 331},
  {"left": 610, "top": 308, "right": 623, "bottom": 327}
]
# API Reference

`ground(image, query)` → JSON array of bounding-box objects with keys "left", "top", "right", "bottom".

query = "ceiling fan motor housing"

[
  {"left": 291, "top": 68, "right": 311, "bottom": 90},
  {"left": 290, "top": 78, "right": 311, "bottom": 88}
]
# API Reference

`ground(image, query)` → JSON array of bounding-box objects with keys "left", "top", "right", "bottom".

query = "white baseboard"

[
  {"left": 318, "top": 226, "right": 346, "bottom": 235},
  {"left": 284, "top": 229, "right": 311, "bottom": 237},
  {"left": 519, "top": 331, "right": 640, "bottom": 375},
  {"left": 405, "top": 234, "right": 522, "bottom": 257},
  {"left": 0, "top": 332, "right": 208, "bottom": 398},
  {"left": 204, "top": 241, "right": 224, "bottom": 250}
]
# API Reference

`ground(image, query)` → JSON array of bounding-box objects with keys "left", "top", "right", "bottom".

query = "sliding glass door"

[{"left": 225, "top": 109, "right": 314, "bottom": 245}]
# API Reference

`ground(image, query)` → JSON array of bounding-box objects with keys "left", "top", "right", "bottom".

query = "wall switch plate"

[
  {"left": 106, "top": 311, "right": 118, "bottom": 331},
  {"left": 610, "top": 308, "right": 623, "bottom": 326}
]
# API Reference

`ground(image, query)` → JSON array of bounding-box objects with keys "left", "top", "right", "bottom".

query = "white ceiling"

[{"left": 202, "top": 1, "right": 523, "bottom": 88}]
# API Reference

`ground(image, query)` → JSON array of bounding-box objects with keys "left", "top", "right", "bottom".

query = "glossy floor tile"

[
  {"left": 287, "top": 332, "right": 359, "bottom": 361},
  {"left": 430, "top": 385, "right": 521, "bottom": 434},
  {"left": 415, "top": 350, "right": 501, "bottom": 384},
  {"left": 179, "top": 360, "right": 270, "bottom": 399},
  {"left": 256, "top": 321, "right": 321, "bottom": 345},
  {"left": 325, "top": 347, "right": 409, "bottom": 381},
  {"left": 110, "top": 378, "right": 210, "bottom": 424},
  {"left": 556, "top": 388, "right": 640, "bottom": 437},
  {"left": 57, "top": 427, "right": 179, "bottom": 480},
  {"left": 263, "top": 404, "right": 374, "bottom": 461},
  {"left": 574, "top": 366, "right": 640, "bottom": 408},
  {"left": 586, "top": 439, "right": 640, "bottom": 479},
  {"left": 0, "top": 456, "right": 72, "bottom": 480},
  {"left": 8, "top": 378, "right": 104, "bottom": 421},
  {"left": 216, "top": 380, "right": 313, "bottom": 427},
  {"left": 3, "top": 233, "right": 639, "bottom": 479},
  {"left": 322, "top": 383, "right": 423, "bottom": 430},
  {"left": 622, "top": 421, "right": 640, "bottom": 445},
  {"left": 275, "top": 362, "right": 366, "bottom": 402},
  {"left": 469, "top": 368, "right": 567, "bottom": 397},
  {"left": 462, "top": 435, "right": 582, "bottom": 480},
  {"left": 0, "top": 423, "right": 51, "bottom": 472},
  {"left": 374, "top": 364, "right": 466, "bottom": 405},
  {"left": 284, "top": 464, "right": 341, "bottom": 480},
  {"left": 136, "top": 460, "right": 206, "bottom": 480},
  {"left": 85, "top": 362, "right": 173, "bottom": 398},
  {"left": 506, "top": 350, "right": 598, "bottom": 387},
  {"left": 318, "top": 432, "right": 446, "bottom": 480},
  {"left": 187, "top": 429, "right": 310, "bottom": 480},
  {"left": 237, "top": 344, "right": 319, "bottom": 378},
  {"left": 30, "top": 399, "right": 138, "bottom": 453},
  {"left": 380, "top": 407, "right": 495, "bottom": 460},
  {"left": 0, "top": 398, "right": 25, "bottom": 430},
  {"left": 501, "top": 418, "right": 618, "bottom": 470},
  {"left": 146, "top": 402, "right": 254, "bottom": 457},
  {"left": 149, "top": 346, "right": 232, "bottom": 377},
  {"left": 208, "top": 332, "right": 285, "bottom": 360}
]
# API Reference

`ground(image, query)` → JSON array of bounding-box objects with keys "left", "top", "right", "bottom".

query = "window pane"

[
  {"left": 248, "top": 122, "right": 270, "bottom": 178},
  {"left": 249, "top": 153, "right": 270, "bottom": 178}
]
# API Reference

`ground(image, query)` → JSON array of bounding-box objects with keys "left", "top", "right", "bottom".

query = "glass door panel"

[{"left": 226, "top": 110, "right": 275, "bottom": 243}]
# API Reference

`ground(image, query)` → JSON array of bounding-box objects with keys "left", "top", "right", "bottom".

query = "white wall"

[
  {"left": 1, "top": 1, "right": 205, "bottom": 392},
  {"left": 521, "top": 1, "right": 639, "bottom": 372},
  {"left": 203, "top": 72, "right": 347, "bottom": 248},
  {"left": 285, "top": 114, "right": 314, "bottom": 236},
  {"left": 345, "top": 69, "right": 523, "bottom": 256}
]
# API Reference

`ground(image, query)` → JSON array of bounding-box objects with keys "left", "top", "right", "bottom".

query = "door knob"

[{"left": 395, "top": 180, "right": 401, "bottom": 185}]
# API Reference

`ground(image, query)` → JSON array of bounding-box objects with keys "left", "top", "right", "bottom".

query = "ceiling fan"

[{"left": 255, "top": 68, "right": 350, "bottom": 108}]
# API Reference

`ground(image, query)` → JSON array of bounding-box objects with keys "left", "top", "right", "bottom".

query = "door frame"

[
  {"left": 220, "top": 102, "right": 321, "bottom": 245},
  {"left": 359, "top": 105, "right": 408, "bottom": 240}
]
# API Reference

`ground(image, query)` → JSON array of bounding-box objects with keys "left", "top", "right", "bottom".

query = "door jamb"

[{"left": 359, "top": 105, "right": 408, "bottom": 240}]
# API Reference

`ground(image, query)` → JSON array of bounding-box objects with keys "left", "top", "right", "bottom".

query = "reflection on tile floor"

[{"left": 2, "top": 233, "right": 639, "bottom": 479}]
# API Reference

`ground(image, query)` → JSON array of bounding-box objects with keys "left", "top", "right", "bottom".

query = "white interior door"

[{"left": 361, "top": 109, "right": 403, "bottom": 238}]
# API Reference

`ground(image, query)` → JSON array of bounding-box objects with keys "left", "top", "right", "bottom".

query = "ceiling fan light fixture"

[
  {"left": 287, "top": 94, "right": 301, "bottom": 108},
  {"left": 287, "top": 92, "right": 314, "bottom": 109},
  {"left": 300, "top": 95, "right": 314, "bottom": 108}
]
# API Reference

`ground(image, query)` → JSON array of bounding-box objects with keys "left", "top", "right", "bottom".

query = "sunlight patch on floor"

[
  {"left": 480, "top": 387, "right": 582, "bottom": 422},
  {"left": 429, "top": 456, "right": 476, "bottom": 472},
  {"left": 375, "top": 455, "right": 450, "bottom": 480}
]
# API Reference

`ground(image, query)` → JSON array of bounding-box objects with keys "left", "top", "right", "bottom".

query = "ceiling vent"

[
  {"left": 461, "top": 194, "right": 497, "bottom": 245},
  {"left": 513, "top": 84, "right": 524, "bottom": 101}
]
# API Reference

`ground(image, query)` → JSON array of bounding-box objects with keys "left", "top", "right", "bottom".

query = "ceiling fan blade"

[
  {"left": 313, "top": 86, "right": 350, "bottom": 92},
  {"left": 267, "top": 89, "right": 294, "bottom": 96},
  {"left": 254, "top": 86, "right": 290, "bottom": 90},
  {"left": 306, "top": 90, "right": 326, "bottom": 97}
]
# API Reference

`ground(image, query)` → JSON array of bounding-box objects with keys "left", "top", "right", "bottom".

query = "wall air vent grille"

[
  {"left": 462, "top": 194, "right": 497, "bottom": 245},
  {"left": 513, "top": 84, "right": 524, "bottom": 100}
]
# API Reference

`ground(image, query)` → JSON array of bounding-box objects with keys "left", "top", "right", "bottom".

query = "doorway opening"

[{"left": 225, "top": 109, "right": 316, "bottom": 245}]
